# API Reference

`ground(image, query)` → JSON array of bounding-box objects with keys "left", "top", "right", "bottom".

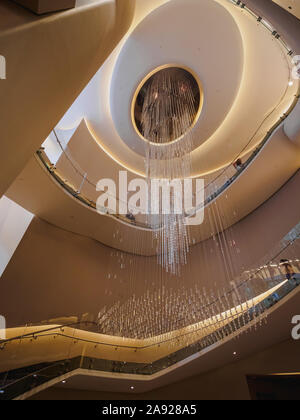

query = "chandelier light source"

[
  {"left": 133, "top": 66, "right": 202, "bottom": 275},
  {"left": 133, "top": 66, "right": 202, "bottom": 144}
]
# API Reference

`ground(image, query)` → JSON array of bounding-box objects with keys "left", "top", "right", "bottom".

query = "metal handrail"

[
  {"left": 1, "top": 276, "right": 299, "bottom": 400},
  {"left": 1, "top": 269, "right": 298, "bottom": 351},
  {"left": 36, "top": 0, "right": 300, "bottom": 229},
  {"left": 2, "top": 224, "right": 299, "bottom": 350},
  {"left": 37, "top": 82, "right": 300, "bottom": 229}
]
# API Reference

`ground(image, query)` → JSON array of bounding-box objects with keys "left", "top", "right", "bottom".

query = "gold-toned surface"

[{"left": 131, "top": 64, "right": 204, "bottom": 146}]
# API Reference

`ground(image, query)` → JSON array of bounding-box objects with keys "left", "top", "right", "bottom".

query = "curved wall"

[
  {"left": 246, "top": 0, "right": 300, "bottom": 54},
  {"left": 1, "top": 170, "right": 299, "bottom": 328},
  {"left": 0, "top": 0, "right": 136, "bottom": 198},
  {"left": 29, "top": 338, "right": 300, "bottom": 400}
]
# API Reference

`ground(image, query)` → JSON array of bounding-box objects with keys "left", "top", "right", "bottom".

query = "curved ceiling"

[
  {"left": 110, "top": 0, "right": 243, "bottom": 156},
  {"left": 6, "top": 124, "right": 300, "bottom": 256},
  {"left": 0, "top": 0, "right": 136, "bottom": 197},
  {"left": 56, "top": 0, "right": 298, "bottom": 178},
  {"left": 5, "top": 0, "right": 300, "bottom": 256}
]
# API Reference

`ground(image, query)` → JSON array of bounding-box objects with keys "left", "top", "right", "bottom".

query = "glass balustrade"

[
  {"left": 36, "top": 1, "right": 300, "bottom": 230},
  {"left": 2, "top": 0, "right": 299, "bottom": 400},
  {"left": 0, "top": 224, "right": 299, "bottom": 399}
]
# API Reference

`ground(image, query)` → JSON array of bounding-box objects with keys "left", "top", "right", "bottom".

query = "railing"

[
  {"left": 2, "top": 0, "right": 299, "bottom": 399},
  {"left": 1, "top": 224, "right": 299, "bottom": 348},
  {"left": 0, "top": 274, "right": 299, "bottom": 400},
  {"left": 0, "top": 224, "right": 299, "bottom": 399},
  {"left": 36, "top": 0, "right": 300, "bottom": 230}
]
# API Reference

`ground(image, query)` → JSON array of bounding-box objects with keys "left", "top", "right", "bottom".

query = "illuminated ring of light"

[{"left": 131, "top": 64, "right": 204, "bottom": 147}]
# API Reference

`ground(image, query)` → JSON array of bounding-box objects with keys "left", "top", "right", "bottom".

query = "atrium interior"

[{"left": 0, "top": 0, "right": 300, "bottom": 401}]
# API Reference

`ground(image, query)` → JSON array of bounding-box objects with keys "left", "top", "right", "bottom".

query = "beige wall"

[
  {"left": 29, "top": 338, "right": 300, "bottom": 400},
  {"left": 0, "top": 0, "right": 135, "bottom": 197},
  {"left": 0, "top": 196, "right": 33, "bottom": 276},
  {"left": 0, "top": 171, "right": 299, "bottom": 329}
]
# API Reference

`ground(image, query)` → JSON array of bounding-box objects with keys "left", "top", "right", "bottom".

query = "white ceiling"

[
  {"left": 7, "top": 125, "right": 300, "bottom": 256},
  {"left": 110, "top": 0, "right": 243, "bottom": 157},
  {"left": 57, "top": 0, "right": 297, "bottom": 177},
  {"left": 5, "top": 0, "right": 300, "bottom": 256}
]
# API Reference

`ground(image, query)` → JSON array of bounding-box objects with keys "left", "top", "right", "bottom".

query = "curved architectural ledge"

[
  {"left": 26, "top": 0, "right": 300, "bottom": 247},
  {"left": 284, "top": 101, "right": 300, "bottom": 146},
  {"left": 246, "top": 0, "right": 300, "bottom": 53},
  {"left": 42, "top": 72, "right": 300, "bottom": 230},
  {"left": 0, "top": 0, "right": 136, "bottom": 198},
  {"left": 4, "top": 0, "right": 300, "bottom": 255},
  {"left": 74, "top": 0, "right": 299, "bottom": 177},
  {"left": 1, "top": 279, "right": 300, "bottom": 399},
  {"left": 110, "top": 0, "right": 244, "bottom": 157},
  {"left": 6, "top": 119, "right": 300, "bottom": 255}
]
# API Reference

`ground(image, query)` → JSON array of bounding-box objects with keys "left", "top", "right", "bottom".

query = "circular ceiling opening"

[{"left": 132, "top": 66, "right": 202, "bottom": 145}]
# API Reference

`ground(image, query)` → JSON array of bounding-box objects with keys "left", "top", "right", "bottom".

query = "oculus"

[{"left": 132, "top": 66, "right": 202, "bottom": 145}]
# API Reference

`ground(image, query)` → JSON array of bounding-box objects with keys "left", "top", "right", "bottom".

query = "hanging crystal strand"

[
  {"left": 202, "top": 288, "right": 218, "bottom": 345},
  {"left": 240, "top": 282, "right": 251, "bottom": 334},
  {"left": 214, "top": 290, "right": 226, "bottom": 340},
  {"left": 198, "top": 293, "right": 210, "bottom": 342},
  {"left": 217, "top": 288, "right": 229, "bottom": 339},
  {"left": 141, "top": 68, "right": 195, "bottom": 276},
  {"left": 221, "top": 288, "right": 234, "bottom": 337},
  {"left": 231, "top": 280, "right": 243, "bottom": 339},
  {"left": 248, "top": 279, "right": 257, "bottom": 331},
  {"left": 226, "top": 291, "right": 237, "bottom": 336},
  {"left": 210, "top": 291, "right": 222, "bottom": 342}
]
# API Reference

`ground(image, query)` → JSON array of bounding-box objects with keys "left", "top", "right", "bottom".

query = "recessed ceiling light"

[
  {"left": 130, "top": 386, "right": 135, "bottom": 390},
  {"left": 62, "top": 380, "right": 66, "bottom": 384},
  {"left": 233, "top": 352, "right": 237, "bottom": 355},
  {"left": 289, "top": 81, "right": 294, "bottom": 86}
]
